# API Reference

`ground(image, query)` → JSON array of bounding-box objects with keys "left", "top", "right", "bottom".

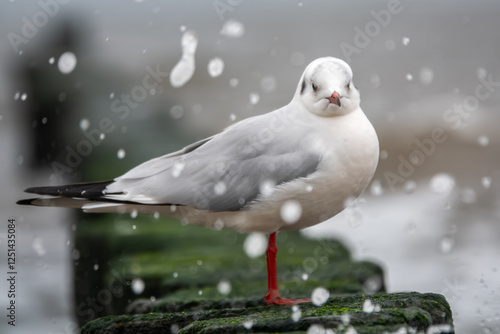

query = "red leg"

[{"left": 263, "top": 232, "right": 311, "bottom": 305}]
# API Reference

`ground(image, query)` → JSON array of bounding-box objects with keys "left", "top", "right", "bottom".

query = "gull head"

[{"left": 294, "top": 57, "right": 360, "bottom": 117}]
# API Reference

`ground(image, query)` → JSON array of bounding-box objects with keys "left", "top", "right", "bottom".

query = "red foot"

[
  {"left": 264, "top": 294, "right": 312, "bottom": 305},
  {"left": 263, "top": 233, "right": 312, "bottom": 306}
]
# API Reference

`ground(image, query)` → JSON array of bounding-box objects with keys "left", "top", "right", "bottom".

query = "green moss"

[{"left": 82, "top": 292, "right": 453, "bottom": 334}]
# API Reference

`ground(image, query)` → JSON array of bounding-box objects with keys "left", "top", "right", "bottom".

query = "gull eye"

[{"left": 312, "top": 82, "right": 318, "bottom": 92}]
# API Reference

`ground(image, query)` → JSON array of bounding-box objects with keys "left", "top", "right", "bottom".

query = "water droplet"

[
  {"left": 99, "top": 133, "right": 105, "bottom": 140},
  {"left": 291, "top": 308, "right": 301, "bottom": 322},
  {"left": 198, "top": 290, "right": 203, "bottom": 295},
  {"left": 173, "top": 272, "right": 178, "bottom": 278},
  {"left": 280, "top": 200, "right": 302, "bottom": 224},
  {"left": 72, "top": 249, "right": 80, "bottom": 260},
  {"left": 93, "top": 264, "right": 99, "bottom": 271},
  {"left": 406, "top": 73, "right": 413, "bottom": 81},
  {"left": 171, "top": 162, "right": 185, "bottom": 178},
  {"left": 363, "top": 275, "right": 383, "bottom": 294},
  {"left": 477, "top": 67, "right": 488, "bottom": 80},
  {"left": 478, "top": 135, "right": 489, "bottom": 147},
  {"left": 363, "top": 299, "right": 375, "bottom": 313},
  {"left": 311, "top": 287, "right": 329, "bottom": 306},
  {"left": 109, "top": 92, "right": 115, "bottom": 99},
  {"left": 420, "top": 67, "right": 434, "bottom": 85},
  {"left": 380, "top": 150, "right": 388, "bottom": 159},
  {"left": 403, "top": 180, "right": 417, "bottom": 194},
  {"left": 369, "top": 74, "right": 380, "bottom": 89},
  {"left": 41, "top": 117, "right": 48, "bottom": 124},
  {"left": 230, "top": 114, "right": 236, "bottom": 121},
  {"left": 58, "top": 52, "right": 77, "bottom": 74},
  {"left": 132, "top": 225, "right": 136, "bottom": 230},
  {"left": 260, "top": 75, "right": 277, "bottom": 93},
  {"left": 32, "top": 237, "right": 46, "bottom": 256},
  {"left": 307, "top": 324, "right": 326, "bottom": 334},
  {"left": 440, "top": 235, "right": 454, "bottom": 253},
  {"left": 20, "top": 93, "right": 27, "bottom": 101},
  {"left": 341, "top": 314, "right": 350, "bottom": 325},
  {"left": 220, "top": 20, "right": 244, "bottom": 38},
  {"left": 196, "top": 260, "right": 202, "bottom": 266},
  {"left": 302, "top": 273, "right": 309, "bottom": 281},
  {"left": 242, "top": 319, "right": 254, "bottom": 329},
  {"left": 481, "top": 177, "right": 492, "bottom": 189},
  {"left": 170, "top": 105, "right": 184, "bottom": 119},
  {"left": 208, "top": 57, "right": 224, "bottom": 77},
  {"left": 370, "top": 180, "right": 383, "bottom": 196},
  {"left": 430, "top": 173, "right": 455, "bottom": 194},
  {"left": 217, "top": 279, "right": 231, "bottom": 295},
  {"left": 170, "top": 30, "right": 197, "bottom": 88},
  {"left": 180, "top": 25, "right": 187, "bottom": 32},
  {"left": 259, "top": 179, "right": 276, "bottom": 197},
  {"left": 249, "top": 93, "right": 260, "bottom": 105},
  {"left": 130, "top": 210, "right": 138, "bottom": 219},
  {"left": 346, "top": 207, "right": 363, "bottom": 228},
  {"left": 117, "top": 148, "right": 126, "bottom": 159},
  {"left": 131, "top": 278, "right": 145, "bottom": 294},
  {"left": 229, "top": 78, "right": 239, "bottom": 87},
  {"left": 48, "top": 57, "right": 55, "bottom": 64},
  {"left": 402, "top": 37, "right": 410, "bottom": 45},
  {"left": 243, "top": 233, "right": 267, "bottom": 259},
  {"left": 17, "top": 155, "right": 24, "bottom": 165},
  {"left": 461, "top": 187, "right": 476, "bottom": 204},
  {"left": 14, "top": 92, "right": 20, "bottom": 100},
  {"left": 153, "top": 212, "right": 160, "bottom": 219}
]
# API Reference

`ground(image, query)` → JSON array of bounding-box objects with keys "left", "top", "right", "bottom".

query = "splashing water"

[
  {"left": 280, "top": 200, "right": 302, "bottom": 224},
  {"left": 131, "top": 278, "right": 145, "bottom": 294},
  {"left": 291, "top": 305, "right": 302, "bottom": 322},
  {"left": 307, "top": 324, "right": 326, "bottom": 334},
  {"left": 170, "top": 30, "right": 197, "bottom": 88},
  {"left": 32, "top": 237, "right": 46, "bottom": 256},
  {"left": 220, "top": 20, "right": 245, "bottom": 38},
  {"left": 208, "top": 57, "right": 224, "bottom": 77},
  {"left": 58, "top": 52, "right": 77, "bottom": 74},
  {"left": 363, "top": 299, "right": 375, "bottom": 313},
  {"left": 242, "top": 319, "right": 254, "bottom": 329},
  {"left": 430, "top": 173, "right": 455, "bottom": 195},
  {"left": 243, "top": 233, "right": 267, "bottom": 259},
  {"left": 311, "top": 287, "right": 329, "bottom": 306}
]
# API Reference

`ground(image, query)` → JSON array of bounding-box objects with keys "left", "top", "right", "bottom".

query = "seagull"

[{"left": 18, "top": 57, "right": 379, "bottom": 305}]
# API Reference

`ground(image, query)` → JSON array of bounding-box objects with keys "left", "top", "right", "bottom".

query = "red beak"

[{"left": 327, "top": 91, "right": 341, "bottom": 107}]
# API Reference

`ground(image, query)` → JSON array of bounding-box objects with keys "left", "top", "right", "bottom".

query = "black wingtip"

[
  {"left": 17, "top": 198, "right": 38, "bottom": 206},
  {"left": 22, "top": 180, "right": 114, "bottom": 199}
]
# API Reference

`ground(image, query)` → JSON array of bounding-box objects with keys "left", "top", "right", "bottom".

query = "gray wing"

[{"left": 105, "top": 112, "right": 321, "bottom": 211}]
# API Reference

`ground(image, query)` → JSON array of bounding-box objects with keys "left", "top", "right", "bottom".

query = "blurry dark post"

[{"left": 17, "top": 20, "right": 78, "bottom": 170}]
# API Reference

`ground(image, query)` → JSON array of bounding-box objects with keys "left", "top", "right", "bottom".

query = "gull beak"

[{"left": 327, "top": 91, "right": 341, "bottom": 107}]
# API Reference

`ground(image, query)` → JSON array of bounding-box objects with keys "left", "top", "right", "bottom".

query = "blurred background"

[{"left": 1, "top": 0, "right": 499, "bottom": 333}]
